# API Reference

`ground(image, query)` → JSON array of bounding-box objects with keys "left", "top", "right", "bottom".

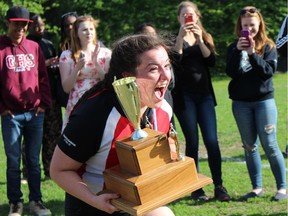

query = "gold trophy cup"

[
  {"left": 112, "top": 77, "right": 147, "bottom": 140},
  {"left": 103, "top": 77, "right": 212, "bottom": 216}
]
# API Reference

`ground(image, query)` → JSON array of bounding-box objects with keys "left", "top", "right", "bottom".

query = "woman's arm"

[
  {"left": 225, "top": 42, "right": 242, "bottom": 78},
  {"left": 50, "top": 146, "right": 120, "bottom": 214},
  {"left": 59, "top": 51, "right": 86, "bottom": 93},
  {"left": 92, "top": 48, "right": 111, "bottom": 81},
  {"left": 248, "top": 45, "right": 277, "bottom": 79},
  {"left": 173, "top": 25, "right": 188, "bottom": 54},
  {"left": 191, "top": 24, "right": 211, "bottom": 58}
]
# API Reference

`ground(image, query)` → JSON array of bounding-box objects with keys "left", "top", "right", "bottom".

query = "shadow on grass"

[
  {"left": 170, "top": 195, "right": 209, "bottom": 206},
  {"left": 229, "top": 214, "right": 287, "bottom": 216},
  {"left": 170, "top": 195, "right": 287, "bottom": 216},
  {"left": 198, "top": 153, "right": 274, "bottom": 163}
]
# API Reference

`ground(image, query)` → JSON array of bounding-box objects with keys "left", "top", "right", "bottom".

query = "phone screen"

[
  {"left": 185, "top": 15, "right": 193, "bottom": 24},
  {"left": 80, "top": 52, "right": 85, "bottom": 59}
]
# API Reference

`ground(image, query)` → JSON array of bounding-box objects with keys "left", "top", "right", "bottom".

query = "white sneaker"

[
  {"left": 29, "top": 201, "right": 51, "bottom": 216},
  {"left": 8, "top": 202, "right": 23, "bottom": 216}
]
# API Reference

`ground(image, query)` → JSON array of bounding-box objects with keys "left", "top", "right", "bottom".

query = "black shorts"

[{"left": 65, "top": 193, "right": 131, "bottom": 216}]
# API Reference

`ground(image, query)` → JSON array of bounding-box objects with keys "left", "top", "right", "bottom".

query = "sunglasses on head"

[
  {"left": 61, "top": 11, "right": 78, "bottom": 18},
  {"left": 240, "top": 8, "right": 257, "bottom": 15}
]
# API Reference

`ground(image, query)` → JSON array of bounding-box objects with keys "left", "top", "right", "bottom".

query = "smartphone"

[
  {"left": 240, "top": 29, "right": 250, "bottom": 47},
  {"left": 185, "top": 14, "right": 193, "bottom": 24},
  {"left": 80, "top": 52, "right": 85, "bottom": 59}
]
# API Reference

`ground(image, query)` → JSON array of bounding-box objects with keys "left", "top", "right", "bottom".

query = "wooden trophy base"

[{"left": 104, "top": 128, "right": 212, "bottom": 216}]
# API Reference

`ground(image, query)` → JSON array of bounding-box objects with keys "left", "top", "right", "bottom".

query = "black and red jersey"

[{"left": 58, "top": 88, "right": 172, "bottom": 194}]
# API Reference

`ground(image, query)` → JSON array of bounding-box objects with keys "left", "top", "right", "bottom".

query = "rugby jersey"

[{"left": 58, "top": 88, "right": 172, "bottom": 194}]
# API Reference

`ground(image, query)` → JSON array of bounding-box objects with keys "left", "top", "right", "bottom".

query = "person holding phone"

[
  {"left": 59, "top": 15, "right": 111, "bottom": 130},
  {"left": 226, "top": 6, "right": 287, "bottom": 201},
  {"left": 171, "top": 1, "right": 230, "bottom": 202}
]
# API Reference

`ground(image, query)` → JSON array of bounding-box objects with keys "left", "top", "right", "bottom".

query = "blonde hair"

[
  {"left": 70, "top": 15, "right": 99, "bottom": 62},
  {"left": 177, "top": 1, "right": 217, "bottom": 54},
  {"left": 234, "top": 6, "right": 275, "bottom": 55}
]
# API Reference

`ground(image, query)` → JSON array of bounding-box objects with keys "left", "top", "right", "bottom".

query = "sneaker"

[
  {"left": 238, "top": 190, "right": 263, "bottom": 201},
  {"left": 191, "top": 188, "right": 209, "bottom": 201},
  {"left": 8, "top": 202, "right": 23, "bottom": 216},
  {"left": 29, "top": 201, "right": 51, "bottom": 216},
  {"left": 214, "top": 185, "right": 230, "bottom": 201},
  {"left": 272, "top": 192, "right": 288, "bottom": 201}
]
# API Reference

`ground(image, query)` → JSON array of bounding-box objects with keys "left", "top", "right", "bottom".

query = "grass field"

[{"left": 0, "top": 73, "right": 287, "bottom": 215}]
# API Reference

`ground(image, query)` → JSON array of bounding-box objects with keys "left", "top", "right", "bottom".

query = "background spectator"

[
  {"left": 27, "top": 13, "right": 63, "bottom": 179},
  {"left": 171, "top": 1, "right": 230, "bottom": 202},
  {"left": 59, "top": 15, "right": 111, "bottom": 130},
  {"left": 225, "top": 6, "right": 287, "bottom": 202},
  {"left": 0, "top": 6, "right": 51, "bottom": 216},
  {"left": 57, "top": 11, "right": 79, "bottom": 108}
]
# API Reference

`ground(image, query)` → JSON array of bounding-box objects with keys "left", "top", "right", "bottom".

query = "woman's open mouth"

[{"left": 155, "top": 86, "right": 166, "bottom": 100}]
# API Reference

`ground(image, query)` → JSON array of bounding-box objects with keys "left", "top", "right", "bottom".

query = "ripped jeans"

[{"left": 232, "top": 99, "right": 286, "bottom": 190}]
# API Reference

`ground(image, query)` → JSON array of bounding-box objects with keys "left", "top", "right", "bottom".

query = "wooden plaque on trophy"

[{"left": 103, "top": 128, "right": 213, "bottom": 216}]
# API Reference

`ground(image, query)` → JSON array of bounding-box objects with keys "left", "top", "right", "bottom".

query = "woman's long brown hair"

[
  {"left": 177, "top": 1, "right": 217, "bottom": 54},
  {"left": 70, "top": 15, "right": 99, "bottom": 62},
  {"left": 234, "top": 6, "right": 276, "bottom": 55}
]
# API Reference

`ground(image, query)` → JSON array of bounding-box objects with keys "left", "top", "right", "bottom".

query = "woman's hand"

[
  {"left": 237, "top": 35, "right": 255, "bottom": 55},
  {"left": 46, "top": 56, "right": 59, "bottom": 68},
  {"left": 74, "top": 57, "right": 86, "bottom": 75},
  {"left": 59, "top": 55, "right": 85, "bottom": 93},
  {"left": 190, "top": 23, "right": 203, "bottom": 43},
  {"left": 178, "top": 22, "right": 194, "bottom": 38},
  {"left": 93, "top": 193, "right": 121, "bottom": 214},
  {"left": 92, "top": 44, "right": 106, "bottom": 80}
]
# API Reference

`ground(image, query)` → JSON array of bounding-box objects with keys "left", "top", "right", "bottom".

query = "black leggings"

[{"left": 65, "top": 193, "right": 131, "bottom": 216}]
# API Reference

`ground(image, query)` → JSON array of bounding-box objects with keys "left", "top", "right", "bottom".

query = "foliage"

[{"left": 0, "top": 0, "right": 286, "bottom": 73}]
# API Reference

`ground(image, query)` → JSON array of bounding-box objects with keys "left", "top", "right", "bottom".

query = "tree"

[{"left": 0, "top": 0, "right": 286, "bottom": 74}]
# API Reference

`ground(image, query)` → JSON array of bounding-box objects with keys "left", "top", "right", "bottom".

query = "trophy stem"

[{"left": 131, "top": 128, "right": 148, "bottom": 140}]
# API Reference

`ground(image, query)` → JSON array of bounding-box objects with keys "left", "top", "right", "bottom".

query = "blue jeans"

[
  {"left": 1, "top": 110, "right": 44, "bottom": 203},
  {"left": 175, "top": 92, "right": 223, "bottom": 186},
  {"left": 232, "top": 99, "right": 286, "bottom": 190}
]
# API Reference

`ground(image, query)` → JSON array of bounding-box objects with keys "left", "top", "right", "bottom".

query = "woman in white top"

[{"left": 59, "top": 15, "right": 111, "bottom": 130}]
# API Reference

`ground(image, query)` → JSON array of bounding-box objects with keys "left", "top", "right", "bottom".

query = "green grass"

[{"left": 0, "top": 73, "right": 287, "bottom": 215}]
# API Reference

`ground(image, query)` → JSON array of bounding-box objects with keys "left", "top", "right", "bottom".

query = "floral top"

[{"left": 60, "top": 44, "right": 111, "bottom": 130}]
